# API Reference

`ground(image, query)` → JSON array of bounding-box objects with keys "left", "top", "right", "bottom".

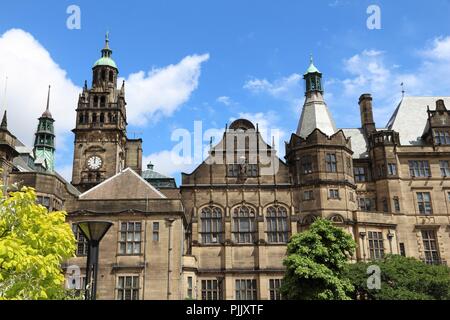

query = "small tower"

[
  {"left": 296, "top": 56, "right": 337, "bottom": 138},
  {"left": 304, "top": 55, "right": 323, "bottom": 94},
  {"left": 92, "top": 32, "right": 118, "bottom": 89},
  {"left": 0, "top": 110, "right": 18, "bottom": 179},
  {"left": 34, "top": 85, "right": 55, "bottom": 172},
  {"left": 287, "top": 56, "right": 357, "bottom": 224}
]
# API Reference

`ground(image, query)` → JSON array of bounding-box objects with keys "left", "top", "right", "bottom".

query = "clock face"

[{"left": 87, "top": 156, "right": 102, "bottom": 170}]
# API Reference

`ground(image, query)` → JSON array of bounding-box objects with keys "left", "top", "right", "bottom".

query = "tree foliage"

[
  {"left": 345, "top": 255, "right": 450, "bottom": 300},
  {"left": 281, "top": 218, "right": 356, "bottom": 300},
  {"left": 0, "top": 186, "right": 76, "bottom": 299}
]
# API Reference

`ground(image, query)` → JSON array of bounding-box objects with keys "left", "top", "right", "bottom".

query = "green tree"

[
  {"left": 345, "top": 255, "right": 450, "bottom": 300},
  {"left": 281, "top": 218, "right": 356, "bottom": 300},
  {"left": 0, "top": 186, "right": 76, "bottom": 300}
]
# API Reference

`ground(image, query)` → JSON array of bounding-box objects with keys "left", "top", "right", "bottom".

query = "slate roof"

[
  {"left": 297, "top": 92, "right": 337, "bottom": 139},
  {"left": 80, "top": 168, "right": 167, "bottom": 200},
  {"left": 386, "top": 96, "right": 450, "bottom": 146}
]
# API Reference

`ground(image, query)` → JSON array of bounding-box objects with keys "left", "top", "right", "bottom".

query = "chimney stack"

[{"left": 359, "top": 94, "right": 376, "bottom": 136}]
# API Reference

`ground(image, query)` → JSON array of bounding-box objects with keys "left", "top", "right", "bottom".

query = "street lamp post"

[{"left": 77, "top": 221, "right": 113, "bottom": 300}]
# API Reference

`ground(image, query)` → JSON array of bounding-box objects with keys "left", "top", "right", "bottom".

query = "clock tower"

[{"left": 71, "top": 34, "right": 130, "bottom": 192}]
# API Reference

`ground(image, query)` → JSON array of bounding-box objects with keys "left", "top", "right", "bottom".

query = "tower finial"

[
  {"left": 46, "top": 85, "right": 51, "bottom": 111},
  {"left": 310, "top": 53, "right": 313, "bottom": 64},
  {"left": 401, "top": 82, "right": 405, "bottom": 98},
  {"left": 101, "top": 32, "right": 112, "bottom": 58},
  {"left": 41, "top": 85, "right": 53, "bottom": 118}
]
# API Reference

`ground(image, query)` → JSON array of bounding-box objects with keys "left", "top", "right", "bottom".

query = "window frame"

[
  {"left": 152, "top": 222, "right": 160, "bottom": 242},
  {"left": 329, "top": 188, "right": 340, "bottom": 199},
  {"left": 72, "top": 224, "right": 88, "bottom": 257},
  {"left": 408, "top": 160, "right": 431, "bottom": 178},
  {"left": 200, "top": 205, "right": 224, "bottom": 244},
  {"left": 354, "top": 167, "right": 366, "bottom": 182},
  {"left": 116, "top": 275, "right": 140, "bottom": 300},
  {"left": 301, "top": 155, "right": 313, "bottom": 174},
  {"left": 440, "top": 160, "right": 450, "bottom": 177},
  {"left": 266, "top": 205, "right": 289, "bottom": 244},
  {"left": 325, "top": 153, "right": 337, "bottom": 173},
  {"left": 118, "top": 222, "right": 142, "bottom": 255},
  {"left": 368, "top": 231, "right": 385, "bottom": 260},
  {"left": 417, "top": 192, "right": 433, "bottom": 215},
  {"left": 235, "top": 279, "right": 257, "bottom": 300},
  {"left": 232, "top": 205, "right": 257, "bottom": 244},
  {"left": 201, "top": 279, "right": 222, "bottom": 300},
  {"left": 388, "top": 163, "right": 397, "bottom": 176},
  {"left": 421, "top": 230, "right": 440, "bottom": 265},
  {"left": 269, "top": 279, "right": 282, "bottom": 300}
]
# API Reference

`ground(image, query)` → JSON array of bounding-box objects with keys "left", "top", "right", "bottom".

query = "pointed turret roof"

[
  {"left": 1, "top": 110, "right": 7, "bottom": 129},
  {"left": 304, "top": 55, "right": 321, "bottom": 75},
  {"left": 296, "top": 57, "right": 337, "bottom": 138}
]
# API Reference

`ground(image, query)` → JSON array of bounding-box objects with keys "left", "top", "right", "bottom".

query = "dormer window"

[{"left": 434, "top": 130, "right": 450, "bottom": 145}]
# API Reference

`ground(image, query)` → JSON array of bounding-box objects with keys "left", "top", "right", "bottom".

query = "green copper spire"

[
  {"left": 34, "top": 85, "right": 55, "bottom": 172},
  {"left": 304, "top": 55, "right": 323, "bottom": 94},
  {"left": 305, "top": 54, "right": 321, "bottom": 75},
  {"left": 93, "top": 32, "right": 118, "bottom": 69}
]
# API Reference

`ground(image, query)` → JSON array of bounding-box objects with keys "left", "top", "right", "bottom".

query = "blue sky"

[{"left": 1, "top": 0, "right": 450, "bottom": 183}]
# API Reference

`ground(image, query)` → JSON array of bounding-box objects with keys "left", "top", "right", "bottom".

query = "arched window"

[
  {"left": 233, "top": 205, "right": 257, "bottom": 243},
  {"left": 302, "top": 214, "right": 318, "bottom": 225},
  {"left": 266, "top": 205, "right": 289, "bottom": 243},
  {"left": 92, "top": 113, "right": 97, "bottom": 123},
  {"left": 109, "top": 70, "right": 114, "bottom": 82},
  {"left": 93, "top": 96, "right": 98, "bottom": 108},
  {"left": 79, "top": 113, "right": 84, "bottom": 124},
  {"left": 100, "top": 113, "right": 105, "bottom": 123},
  {"left": 200, "top": 206, "right": 223, "bottom": 244},
  {"left": 101, "top": 69, "right": 106, "bottom": 81},
  {"left": 329, "top": 214, "right": 345, "bottom": 224}
]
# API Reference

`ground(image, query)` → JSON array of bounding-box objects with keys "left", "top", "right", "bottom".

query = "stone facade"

[{"left": 1, "top": 38, "right": 450, "bottom": 300}]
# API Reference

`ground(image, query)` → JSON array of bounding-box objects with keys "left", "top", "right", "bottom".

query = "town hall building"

[{"left": 0, "top": 36, "right": 449, "bottom": 300}]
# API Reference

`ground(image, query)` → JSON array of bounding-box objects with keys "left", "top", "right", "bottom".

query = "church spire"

[
  {"left": 296, "top": 56, "right": 337, "bottom": 138},
  {"left": 1, "top": 111, "right": 7, "bottom": 130},
  {"left": 34, "top": 85, "right": 55, "bottom": 172}
]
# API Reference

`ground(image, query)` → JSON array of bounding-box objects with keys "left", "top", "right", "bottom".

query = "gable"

[{"left": 80, "top": 168, "right": 166, "bottom": 200}]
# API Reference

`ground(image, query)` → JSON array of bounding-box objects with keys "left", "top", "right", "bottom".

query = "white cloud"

[
  {"left": 121, "top": 54, "right": 210, "bottom": 126},
  {"left": 330, "top": 37, "right": 450, "bottom": 126},
  {"left": 216, "top": 96, "right": 232, "bottom": 106},
  {"left": 0, "top": 29, "right": 80, "bottom": 152},
  {"left": 421, "top": 36, "right": 450, "bottom": 61},
  {"left": 244, "top": 73, "right": 302, "bottom": 100}
]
